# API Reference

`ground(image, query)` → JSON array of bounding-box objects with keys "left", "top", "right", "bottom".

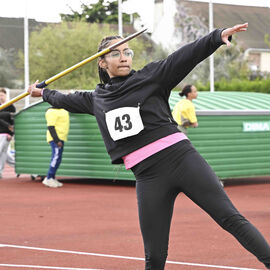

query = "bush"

[{"left": 195, "top": 77, "right": 270, "bottom": 93}]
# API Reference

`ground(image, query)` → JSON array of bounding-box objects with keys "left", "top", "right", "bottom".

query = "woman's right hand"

[
  {"left": 28, "top": 80, "right": 43, "bottom": 97},
  {"left": 57, "top": 141, "right": 63, "bottom": 148}
]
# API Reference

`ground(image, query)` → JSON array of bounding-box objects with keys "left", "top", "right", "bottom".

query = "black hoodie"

[
  {"left": 43, "top": 29, "right": 228, "bottom": 164},
  {"left": 0, "top": 104, "right": 16, "bottom": 135}
]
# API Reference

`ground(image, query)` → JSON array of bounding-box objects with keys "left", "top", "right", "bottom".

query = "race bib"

[{"left": 105, "top": 107, "right": 144, "bottom": 141}]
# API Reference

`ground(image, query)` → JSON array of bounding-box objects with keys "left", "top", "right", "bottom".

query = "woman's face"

[
  {"left": 99, "top": 39, "right": 133, "bottom": 78},
  {"left": 189, "top": 86, "right": 198, "bottom": 99},
  {"left": 0, "top": 92, "right": 6, "bottom": 104}
]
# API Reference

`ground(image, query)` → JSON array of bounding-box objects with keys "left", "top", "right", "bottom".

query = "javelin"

[{"left": 0, "top": 27, "right": 147, "bottom": 111}]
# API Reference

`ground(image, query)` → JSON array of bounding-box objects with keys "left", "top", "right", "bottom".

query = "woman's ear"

[{"left": 99, "top": 59, "right": 107, "bottom": 70}]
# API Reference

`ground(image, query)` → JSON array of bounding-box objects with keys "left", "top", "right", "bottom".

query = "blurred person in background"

[
  {"left": 172, "top": 86, "right": 225, "bottom": 189},
  {"left": 0, "top": 88, "right": 15, "bottom": 178},
  {"left": 172, "top": 84, "right": 198, "bottom": 134},
  {"left": 42, "top": 107, "right": 69, "bottom": 188}
]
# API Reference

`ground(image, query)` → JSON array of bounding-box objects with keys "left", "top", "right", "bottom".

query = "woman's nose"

[{"left": 120, "top": 55, "right": 128, "bottom": 61}]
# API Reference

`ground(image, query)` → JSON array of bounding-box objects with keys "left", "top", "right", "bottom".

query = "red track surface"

[{"left": 0, "top": 165, "right": 270, "bottom": 270}]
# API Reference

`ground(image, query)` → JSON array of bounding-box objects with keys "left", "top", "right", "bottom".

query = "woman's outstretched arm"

[
  {"left": 28, "top": 80, "right": 94, "bottom": 115},
  {"left": 145, "top": 23, "right": 248, "bottom": 92}
]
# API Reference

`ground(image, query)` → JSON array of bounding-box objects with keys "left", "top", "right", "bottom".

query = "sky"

[{"left": 0, "top": 0, "right": 269, "bottom": 29}]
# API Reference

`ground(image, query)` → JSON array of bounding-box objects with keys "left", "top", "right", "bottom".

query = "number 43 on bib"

[{"left": 105, "top": 107, "right": 144, "bottom": 141}]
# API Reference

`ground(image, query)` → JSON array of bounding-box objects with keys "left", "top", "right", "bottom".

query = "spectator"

[
  {"left": 0, "top": 88, "right": 15, "bottom": 178},
  {"left": 172, "top": 85, "right": 198, "bottom": 134},
  {"left": 42, "top": 107, "right": 69, "bottom": 188}
]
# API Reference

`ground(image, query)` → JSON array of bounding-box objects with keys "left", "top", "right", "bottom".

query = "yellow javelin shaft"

[
  {"left": 45, "top": 48, "right": 111, "bottom": 85},
  {"left": 1, "top": 92, "right": 30, "bottom": 110},
  {"left": 0, "top": 50, "right": 110, "bottom": 110},
  {"left": 0, "top": 28, "right": 147, "bottom": 111}
]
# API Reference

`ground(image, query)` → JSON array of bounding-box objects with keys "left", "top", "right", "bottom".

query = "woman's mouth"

[{"left": 118, "top": 66, "right": 130, "bottom": 69}]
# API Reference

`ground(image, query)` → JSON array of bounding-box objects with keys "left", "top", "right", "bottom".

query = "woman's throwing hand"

[{"left": 221, "top": 23, "right": 248, "bottom": 47}]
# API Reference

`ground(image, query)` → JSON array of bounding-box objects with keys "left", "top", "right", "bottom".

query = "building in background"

[
  {"left": 151, "top": 0, "right": 178, "bottom": 52},
  {"left": 0, "top": 17, "right": 48, "bottom": 51},
  {"left": 151, "top": 0, "right": 270, "bottom": 74},
  {"left": 1, "top": 1, "right": 270, "bottom": 78}
]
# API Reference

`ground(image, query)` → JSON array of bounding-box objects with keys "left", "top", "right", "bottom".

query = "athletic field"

[{"left": 0, "top": 167, "right": 269, "bottom": 270}]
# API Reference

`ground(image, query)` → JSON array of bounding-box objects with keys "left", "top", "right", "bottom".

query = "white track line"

[
  {"left": 0, "top": 244, "right": 263, "bottom": 270},
  {"left": 0, "top": 265, "right": 103, "bottom": 270}
]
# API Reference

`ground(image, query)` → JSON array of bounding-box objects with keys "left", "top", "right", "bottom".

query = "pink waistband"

[{"left": 122, "top": 132, "right": 188, "bottom": 169}]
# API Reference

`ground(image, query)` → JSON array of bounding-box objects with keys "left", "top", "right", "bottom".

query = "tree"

[
  {"left": 60, "top": 0, "right": 135, "bottom": 24},
  {"left": 265, "top": 34, "right": 270, "bottom": 48},
  {"left": 174, "top": 1, "right": 249, "bottom": 88},
  {"left": 18, "top": 22, "right": 166, "bottom": 90},
  {"left": 0, "top": 47, "right": 20, "bottom": 88},
  {"left": 174, "top": 1, "right": 208, "bottom": 47}
]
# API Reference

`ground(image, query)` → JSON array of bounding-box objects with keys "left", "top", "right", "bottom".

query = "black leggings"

[{"left": 131, "top": 140, "right": 270, "bottom": 270}]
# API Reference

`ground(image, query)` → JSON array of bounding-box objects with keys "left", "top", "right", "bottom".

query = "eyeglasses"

[{"left": 106, "top": 49, "right": 134, "bottom": 59}]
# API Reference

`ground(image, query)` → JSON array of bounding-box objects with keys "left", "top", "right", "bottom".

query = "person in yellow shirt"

[
  {"left": 42, "top": 107, "right": 69, "bottom": 188},
  {"left": 172, "top": 85, "right": 198, "bottom": 134}
]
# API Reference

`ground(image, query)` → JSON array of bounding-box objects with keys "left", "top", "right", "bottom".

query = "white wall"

[
  {"left": 151, "top": 0, "right": 179, "bottom": 52},
  {"left": 260, "top": 52, "right": 270, "bottom": 72}
]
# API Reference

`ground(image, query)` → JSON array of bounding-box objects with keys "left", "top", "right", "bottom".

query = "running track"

[{"left": 0, "top": 165, "right": 270, "bottom": 270}]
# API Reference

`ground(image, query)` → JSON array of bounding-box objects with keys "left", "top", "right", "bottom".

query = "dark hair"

[
  {"left": 179, "top": 85, "right": 193, "bottom": 97},
  {"left": 0, "top": 88, "right": 6, "bottom": 94},
  {"left": 98, "top": 35, "right": 122, "bottom": 84}
]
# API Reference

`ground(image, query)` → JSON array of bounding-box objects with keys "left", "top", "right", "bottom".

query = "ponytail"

[{"left": 179, "top": 85, "right": 193, "bottom": 97}]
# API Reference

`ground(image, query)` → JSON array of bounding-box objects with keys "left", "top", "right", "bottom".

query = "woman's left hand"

[
  {"left": 28, "top": 80, "right": 43, "bottom": 97},
  {"left": 221, "top": 23, "right": 248, "bottom": 47}
]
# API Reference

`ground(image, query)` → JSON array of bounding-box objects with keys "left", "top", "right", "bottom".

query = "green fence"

[{"left": 15, "top": 91, "right": 270, "bottom": 180}]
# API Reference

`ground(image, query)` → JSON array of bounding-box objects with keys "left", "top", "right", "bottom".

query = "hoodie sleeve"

[
  {"left": 42, "top": 89, "right": 94, "bottom": 115},
  {"left": 48, "top": 126, "right": 60, "bottom": 143},
  {"left": 144, "top": 29, "right": 230, "bottom": 94}
]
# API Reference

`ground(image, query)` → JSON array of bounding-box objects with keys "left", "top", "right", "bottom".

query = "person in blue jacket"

[{"left": 28, "top": 23, "right": 270, "bottom": 270}]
